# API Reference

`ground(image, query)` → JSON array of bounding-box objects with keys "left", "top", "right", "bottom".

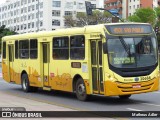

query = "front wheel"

[
  {"left": 119, "top": 95, "right": 131, "bottom": 99},
  {"left": 21, "top": 74, "right": 31, "bottom": 92},
  {"left": 21, "top": 74, "right": 38, "bottom": 92},
  {"left": 76, "top": 78, "right": 88, "bottom": 101}
]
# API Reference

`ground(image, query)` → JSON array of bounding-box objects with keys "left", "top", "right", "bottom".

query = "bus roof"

[{"left": 2, "top": 23, "right": 151, "bottom": 41}]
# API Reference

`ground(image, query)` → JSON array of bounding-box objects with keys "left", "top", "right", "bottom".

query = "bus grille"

[{"left": 117, "top": 81, "right": 154, "bottom": 93}]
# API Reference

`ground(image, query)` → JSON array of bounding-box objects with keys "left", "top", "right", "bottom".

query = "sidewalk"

[
  {"left": 0, "top": 91, "right": 116, "bottom": 120},
  {"left": 0, "top": 91, "right": 73, "bottom": 111}
]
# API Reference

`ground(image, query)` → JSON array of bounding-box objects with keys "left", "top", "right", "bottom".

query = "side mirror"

[{"left": 103, "top": 43, "right": 108, "bottom": 53}]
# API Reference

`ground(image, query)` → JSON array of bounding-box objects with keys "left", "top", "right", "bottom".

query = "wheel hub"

[
  {"left": 78, "top": 84, "right": 85, "bottom": 95},
  {"left": 23, "top": 78, "right": 27, "bottom": 90}
]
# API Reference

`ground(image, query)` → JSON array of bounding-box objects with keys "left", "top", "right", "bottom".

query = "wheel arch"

[
  {"left": 21, "top": 70, "right": 28, "bottom": 83},
  {"left": 72, "top": 74, "right": 83, "bottom": 92}
]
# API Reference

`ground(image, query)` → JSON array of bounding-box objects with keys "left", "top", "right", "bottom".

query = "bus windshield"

[{"left": 107, "top": 36, "right": 157, "bottom": 68}]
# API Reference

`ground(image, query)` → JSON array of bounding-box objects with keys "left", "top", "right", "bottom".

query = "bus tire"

[
  {"left": 119, "top": 95, "right": 131, "bottom": 99},
  {"left": 76, "top": 78, "right": 88, "bottom": 101},
  {"left": 21, "top": 74, "right": 32, "bottom": 92}
]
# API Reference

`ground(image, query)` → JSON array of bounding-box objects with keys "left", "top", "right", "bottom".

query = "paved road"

[
  {"left": 0, "top": 67, "right": 160, "bottom": 120},
  {"left": 0, "top": 80, "right": 160, "bottom": 111}
]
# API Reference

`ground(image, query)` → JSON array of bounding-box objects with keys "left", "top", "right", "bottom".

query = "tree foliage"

[
  {"left": 155, "top": 7, "right": 160, "bottom": 26},
  {"left": 128, "top": 8, "right": 157, "bottom": 26},
  {"left": 0, "top": 25, "right": 17, "bottom": 54},
  {"left": 64, "top": 10, "right": 112, "bottom": 27}
]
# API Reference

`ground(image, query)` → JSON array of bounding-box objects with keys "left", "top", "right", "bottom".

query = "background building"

[
  {"left": 0, "top": 0, "right": 102, "bottom": 34},
  {"left": 104, "top": 0, "right": 158, "bottom": 19}
]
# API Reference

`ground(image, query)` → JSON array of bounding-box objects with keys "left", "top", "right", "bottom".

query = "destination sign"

[{"left": 106, "top": 24, "right": 152, "bottom": 35}]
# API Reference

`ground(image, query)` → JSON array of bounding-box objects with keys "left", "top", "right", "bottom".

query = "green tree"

[
  {"left": 0, "top": 25, "right": 17, "bottom": 54},
  {"left": 155, "top": 7, "right": 160, "bottom": 26},
  {"left": 128, "top": 8, "right": 157, "bottom": 26},
  {"left": 64, "top": 10, "right": 112, "bottom": 27}
]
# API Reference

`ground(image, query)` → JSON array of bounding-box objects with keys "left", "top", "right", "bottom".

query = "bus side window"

[
  {"left": 30, "top": 39, "right": 38, "bottom": 59},
  {"left": 2, "top": 41, "right": 6, "bottom": 59},
  {"left": 19, "top": 40, "right": 29, "bottom": 59},
  {"left": 15, "top": 40, "right": 18, "bottom": 59},
  {"left": 70, "top": 35, "right": 85, "bottom": 60},
  {"left": 53, "top": 37, "right": 69, "bottom": 60}
]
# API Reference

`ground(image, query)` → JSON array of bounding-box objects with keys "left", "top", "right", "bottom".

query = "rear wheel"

[
  {"left": 21, "top": 74, "right": 38, "bottom": 92},
  {"left": 76, "top": 78, "right": 88, "bottom": 101},
  {"left": 119, "top": 95, "right": 131, "bottom": 99}
]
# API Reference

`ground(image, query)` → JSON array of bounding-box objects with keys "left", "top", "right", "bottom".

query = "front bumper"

[{"left": 104, "top": 78, "right": 159, "bottom": 96}]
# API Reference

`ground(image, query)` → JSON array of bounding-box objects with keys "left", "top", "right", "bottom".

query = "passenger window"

[
  {"left": 30, "top": 39, "right": 38, "bottom": 59},
  {"left": 15, "top": 40, "right": 18, "bottom": 59},
  {"left": 70, "top": 35, "right": 85, "bottom": 60},
  {"left": 2, "top": 42, "right": 6, "bottom": 59},
  {"left": 19, "top": 40, "right": 29, "bottom": 59},
  {"left": 53, "top": 37, "right": 69, "bottom": 60}
]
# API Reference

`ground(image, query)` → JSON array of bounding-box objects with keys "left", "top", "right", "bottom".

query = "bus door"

[
  {"left": 42, "top": 43, "right": 50, "bottom": 87},
  {"left": 90, "top": 40, "right": 104, "bottom": 94},
  {"left": 8, "top": 45, "right": 14, "bottom": 82}
]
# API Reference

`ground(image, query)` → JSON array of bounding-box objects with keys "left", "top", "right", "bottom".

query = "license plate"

[{"left": 132, "top": 84, "right": 141, "bottom": 88}]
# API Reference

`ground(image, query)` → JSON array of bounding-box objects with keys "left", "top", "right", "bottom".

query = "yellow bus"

[{"left": 2, "top": 23, "right": 159, "bottom": 101}]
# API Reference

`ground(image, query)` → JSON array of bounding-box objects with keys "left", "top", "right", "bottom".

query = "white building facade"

[{"left": 0, "top": 0, "right": 102, "bottom": 34}]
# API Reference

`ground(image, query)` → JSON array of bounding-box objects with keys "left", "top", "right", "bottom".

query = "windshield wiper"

[{"left": 119, "top": 37, "right": 130, "bottom": 56}]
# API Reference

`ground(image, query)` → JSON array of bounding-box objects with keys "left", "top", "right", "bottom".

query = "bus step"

[{"left": 43, "top": 87, "right": 51, "bottom": 91}]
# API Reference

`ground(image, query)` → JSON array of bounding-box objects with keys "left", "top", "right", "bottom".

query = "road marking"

[
  {"left": 141, "top": 103, "right": 160, "bottom": 107},
  {"left": 127, "top": 108, "right": 143, "bottom": 111}
]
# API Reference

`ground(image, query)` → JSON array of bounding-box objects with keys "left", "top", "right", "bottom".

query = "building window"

[
  {"left": 70, "top": 35, "right": 85, "bottom": 60},
  {"left": 52, "top": 0, "right": 61, "bottom": 7},
  {"left": 52, "top": 10, "right": 60, "bottom": 16},
  {"left": 40, "top": 2, "right": 43, "bottom": 9},
  {"left": 77, "top": 3, "right": 84, "bottom": 9},
  {"left": 36, "top": 4, "right": 38, "bottom": 9},
  {"left": 28, "top": 15, "right": 31, "bottom": 20},
  {"left": 40, "top": 12, "right": 43, "bottom": 18},
  {"left": 28, "top": 23, "right": 31, "bottom": 29},
  {"left": 32, "top": 22, "right": 34, "bottom": 28},
  {"left": 2, "top": 42, "right": 6, "bottom": 59},
  {"left": 19, "top": 40, "right": 29, "bottom": 59},
  {"left": 53, "top": 37, "right": 69, "bottom": 60},
  {"left": 40, "top": 21, "right": 43, "bottom": 26},
  {"left": 65, "top": 2, "right": 73, "bottom": 9},
  {"left": 21, "top": 25, "right": 23, "bottom": 30},
  {"left": 32, "top": 13, "right": 34, "bottom": 19},
  {"left": 15, "top": 41, "right": 18, "bottom": 59},
  {"left": 52, "top": 20, "right": 60, "bottom": 26},
  {"left": 91, "top": 4, "right": 96, "bottom": 9},
  {"left": 24, "top": 24, "right": 27, "bottom": 29},
  {"left": 65, "top": 11, "right": 72, "bottom": 16},
  {"left": 17, "top": 25, "right": 19, "bottom": 31},
  {"left": 32, "top": 5, "right": 35, "bottom": 10},
  {"left": 30, "top": 39, "right": 38, "bottom": 59}
]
